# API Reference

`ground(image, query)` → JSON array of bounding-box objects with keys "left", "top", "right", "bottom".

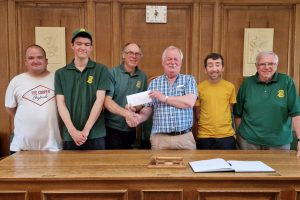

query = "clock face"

[{"left": 146, "top": 5, "right": 167, "bottom": 23}]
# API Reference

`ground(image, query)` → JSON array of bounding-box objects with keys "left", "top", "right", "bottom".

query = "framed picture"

[
  {"left": 35, "top": 27, "right": 66, "bottom": 72},
  {"left": 243, "top": 28, "right": 274, "bottom": 76}
]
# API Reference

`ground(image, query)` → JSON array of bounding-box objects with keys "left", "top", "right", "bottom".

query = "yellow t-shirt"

[{"left": 195, "top": 79, "right": 236, "bottom": 138}]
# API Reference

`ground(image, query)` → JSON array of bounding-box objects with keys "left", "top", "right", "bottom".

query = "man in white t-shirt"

[{"left": 5, "top": 44, "right": 62, "bottom": 154}]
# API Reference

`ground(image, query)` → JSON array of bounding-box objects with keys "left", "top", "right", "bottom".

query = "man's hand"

[
  {"left": 149, "top": 90, "right": 167, "bottom": 103},
  {"left": 69, "top": 128, "right": 87, "bottom": 146},
  {"left": 125, "top": 104, "right": 137, "bottom": 112},
  {"left": 81, "top": 128, "right": 90, "bottom": 141},
  {"left": 124, "top": 110, "right": 137, "bottom": 126},
  {"left": 126, "top": 112, "right": 141, "bottom": 127}
]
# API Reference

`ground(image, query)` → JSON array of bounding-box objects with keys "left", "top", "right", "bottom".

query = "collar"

[
  {"left": 66, "top": 58, "right": 95, "bottom": 71},
  {"left": 163, "top": 73, "right": 180, "bottom": 81},
  {"left": 255, "top": 72, "right": 278, "bottom": 84},
  {"left": 120, "top": 63, "right": 139, "bottom": 76}
]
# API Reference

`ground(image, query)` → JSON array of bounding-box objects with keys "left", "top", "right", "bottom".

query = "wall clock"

[{"left": 146, "top": 5, "right": 167, "bottom": 24}]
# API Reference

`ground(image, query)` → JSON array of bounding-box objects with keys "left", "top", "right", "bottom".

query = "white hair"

[
  {"left": 162, "top": 46, "right": 183, "bottom": 61},
  {"left": 255, "top": 51, "right": 279, "bottom": 64}
]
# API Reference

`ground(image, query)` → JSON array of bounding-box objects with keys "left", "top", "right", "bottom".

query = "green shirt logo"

[
  {"left": 277, "top": 90, "right": 285, "bottom": 98},
  {"left": 136, "top": 80, "right": 141, "bottom": 88},
  {"left": 87, "top": 76, "right": 94, "bottom": 84}
]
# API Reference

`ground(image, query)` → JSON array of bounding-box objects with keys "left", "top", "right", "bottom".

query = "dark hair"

[
  {"left": 26, "top": 44, "right": 47, "bottom": 58},
  {"left": 204, "top": 53, "right": 224, "bottom": 67},
  {"left": 71, "top": 32, "right": 93, "bottom": 45}
]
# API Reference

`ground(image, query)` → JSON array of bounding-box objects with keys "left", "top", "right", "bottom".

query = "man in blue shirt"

[{"left": 131, "top": 46, "right": 198, "bottom": 150}]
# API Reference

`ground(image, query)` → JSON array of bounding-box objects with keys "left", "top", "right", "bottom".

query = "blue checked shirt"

[{"left": 147, "top": 74, "right": 198, "bottom": 134}]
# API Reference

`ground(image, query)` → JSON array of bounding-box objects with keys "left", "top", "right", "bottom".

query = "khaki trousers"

[
  {"left": 237, "top": 134, "right": 290, "bottom": 150},
  {"left": 150, "top": 132, "right": 196, "bottom": 150}
]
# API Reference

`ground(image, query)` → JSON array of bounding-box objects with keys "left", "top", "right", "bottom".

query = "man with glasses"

[
  {"left": 104, "top": 43, "right": 147, "bottom": 149},
  {"left": 234, "top": 51, "right": 300, "bottom": 156}
]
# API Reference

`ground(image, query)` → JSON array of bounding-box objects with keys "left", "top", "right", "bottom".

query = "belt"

[{"left": 164, "top": 128, "right": 191, "bottom": 136}]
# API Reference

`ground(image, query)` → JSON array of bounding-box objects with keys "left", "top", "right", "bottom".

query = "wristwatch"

[{"left": 165, "top": 96, "right": 169, "bottom": 103}]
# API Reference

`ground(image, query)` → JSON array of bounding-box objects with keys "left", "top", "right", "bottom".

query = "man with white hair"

[
  {"left": 131, "top": 46, "right": 198, "bottom": 150},
  {"left": 234, "top": 51, "right": 300, "bottom": 157}
]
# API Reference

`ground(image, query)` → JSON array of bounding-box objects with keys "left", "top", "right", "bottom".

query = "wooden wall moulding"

[
  {"left": 15, "top": 0, "right": 85, "bottom": 3},
  {"left": 15, "top": 1, "right": 85, "bottom": 70},
  {"left": 294, "top": 4, "right": 300, "bottom": 91},
  {"left": 221, "top": 4, "right": 294, "bottom": 90},
  {"left": 41, "top": 190, "right": 128, "bottom": 200},
  {"left": 141, "top": 189, "right": 183, "bottom": 200},
  {"left": 121, "top": 3, "right": 194, "bottom": 78},
  {"left": 220, "top": 0, "right": 300, "bottom": 5},
  {"left": 0, "top": 191, "right": 28, "bottom": 200},
  {"left": 197, "top": 189, "right": 281, "bottom": 200},
  {"left": 94, "top": 1, "right": 114, "bottom": 67}
]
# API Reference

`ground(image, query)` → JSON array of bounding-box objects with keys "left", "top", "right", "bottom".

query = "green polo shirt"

[
  {"left": 105, "top": 63, "right": 147, "bottom": 131},
  {"left": 55, "top": 59, "right": 110, "bottom": 141},
  {"left": 233, "top": 72, "right": 300, "bottom": 146}
]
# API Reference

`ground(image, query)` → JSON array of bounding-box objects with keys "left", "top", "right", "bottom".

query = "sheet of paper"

[
  {"left": 189, "top": 158, "right": 233, "bottom": 172},
  {"left": 126, "top": 91, "right": 152, "bottom": 106},
  {"left": 227, "top": 160, "right": 275, "bottom": 172}
]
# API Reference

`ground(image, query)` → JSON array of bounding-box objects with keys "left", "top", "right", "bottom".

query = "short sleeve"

[
  {"left": 54, "top": 69, "right": 63, "bottom": 95},
  {"left": 185, "top": 75, "right": 198, "bottom": 96},
  {"left": 233, "top": 82, "right": 245, "bottom": 117},
  {"left": 286, "top": 77, "right": 300, "bottom": 117},
  {"left": 96, "top": 65, "right": 110, "bottom": 92},
  {"left": 106, "top": 70, "right": 115, "bottom": 97},
  {"left": 144, "top": 79, "right": 155, "bottom": 107},
  {"left": 194, "top": 84, "right": 200, "bottom": 106},
  {"left": 229, "top": 84, "right": 237, "bottom": 104},
  {"left": 5, "top": 79, "right": 17, "bottom": 108}
]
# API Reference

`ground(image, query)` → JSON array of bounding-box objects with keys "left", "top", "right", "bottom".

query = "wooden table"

[{"left": 0, "top": 150, "right": 299, "bottom": 200}]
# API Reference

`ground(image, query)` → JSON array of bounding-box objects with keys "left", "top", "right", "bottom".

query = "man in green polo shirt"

[
  {"left": 233, "top": 51, "right": 300, "bottom": 157},
  {"left": 104, "top": 43, "right": 147, "bottom": 149},
  {"left": 55, "top": 28, "right": 110, "bottom": 150}
]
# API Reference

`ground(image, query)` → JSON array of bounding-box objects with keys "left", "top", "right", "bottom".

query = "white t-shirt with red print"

[{"left": 5, "top": 72, "right": 62, "bottom": 151}]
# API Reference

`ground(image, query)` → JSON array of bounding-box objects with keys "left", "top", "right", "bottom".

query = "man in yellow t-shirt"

[{"left": 193, "top": 53, "right": 236, "bottom": 149}]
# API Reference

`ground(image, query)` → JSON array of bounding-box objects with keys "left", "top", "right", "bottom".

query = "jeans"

[
  {"left": 196, "top": 136, "right": 236, "bottom": 150},
  {"left": 63, "top": 137, "right": 105, "bottom": 150},
  {"left": 105, "top": 126, "right": 136, "bottom": 149}
]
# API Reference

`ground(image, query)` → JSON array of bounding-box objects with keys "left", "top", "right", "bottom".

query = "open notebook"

[{"left": 189, "top": 158, "right": 275, "bottom": 173}]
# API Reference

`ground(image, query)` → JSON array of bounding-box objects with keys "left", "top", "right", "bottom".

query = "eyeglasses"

[
  {"left": 124, "top": 51, "right": 142, "bottom": 57},
  {"left": 257, "top": 62, "right": 277, "bottom": 67}
]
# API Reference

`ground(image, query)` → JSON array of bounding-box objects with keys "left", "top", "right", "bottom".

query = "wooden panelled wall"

[{"left": 0, "top": 0, "right": 300, "bottom": 156}]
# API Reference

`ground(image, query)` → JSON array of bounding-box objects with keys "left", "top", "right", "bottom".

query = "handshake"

[{"left": 124, "top": 105, "right": 142, "bottom": 127}]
